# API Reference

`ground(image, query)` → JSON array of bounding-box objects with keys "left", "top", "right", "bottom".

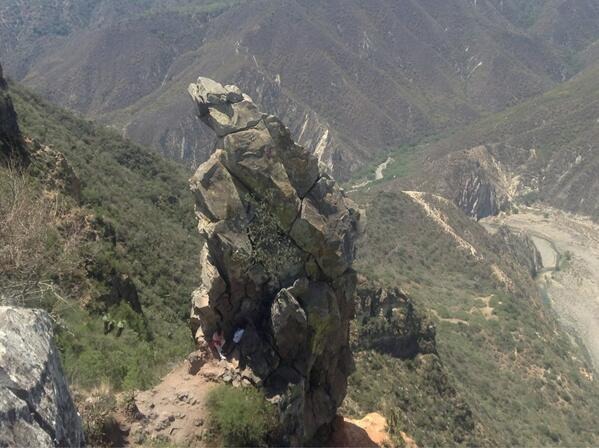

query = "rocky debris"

[
  {"left": 186, "top": 349, "right": 211, "bottom": 376},
  {"left": 188, "top": 76, "right": 360, "bottom": 445},
  {"left": 353, "top": 278, "right": 436, "bottom": 358},
  {"left": 0, "top": 63, "right": 28, "bottom": 165},
  {"left": 0, "top": 306, "right": 84, "bottom": 447},
  {"left": 116, "top": 362, "right": 217, "bottom": 447}
]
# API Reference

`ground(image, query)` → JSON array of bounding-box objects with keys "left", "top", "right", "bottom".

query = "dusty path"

[
  {"left": 482, "top": 207, "right": 599, "bottom": 372},
  {"left": 117, "top": 355, "right": 393, "bottom": 447},
  {"left": 116, "top": 358, "right": 228, "bottom": 446}
]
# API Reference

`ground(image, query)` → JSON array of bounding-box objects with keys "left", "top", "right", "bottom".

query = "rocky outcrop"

[
  {"left": 353, "top": 280, "right": 436, "bottom": 358},
  {"left": 188, "top": 77, "right": 360, "bottom": 445},
  {"left": 0, "top": 63, "right": 28, "bottom": 165},
  {"left": 0, "top": 306, "right": 84, "bottom": 447},
  {"left": 345, "top": 279, "right": 489, "bottom": 446},
  {"left": 425, "top": 146, "right": 517, "bottom": 220}
]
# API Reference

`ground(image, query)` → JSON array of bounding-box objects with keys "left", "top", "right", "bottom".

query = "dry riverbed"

[{"left": 482, "top": 206, "right": 599, "bottom": 372}]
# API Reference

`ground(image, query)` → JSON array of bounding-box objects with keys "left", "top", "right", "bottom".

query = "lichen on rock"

[
  {"left": 0, "top": 306, "right": 84, "bottom": 447},
  {"left": 188, "top": 76, "right": 360, "bottom": 445}
]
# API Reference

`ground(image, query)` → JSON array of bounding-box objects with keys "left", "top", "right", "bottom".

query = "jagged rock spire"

[{"left": 188, "top": 76, "right": 360, "bottom": 444}]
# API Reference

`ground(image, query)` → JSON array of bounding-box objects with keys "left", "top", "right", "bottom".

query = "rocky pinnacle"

[{"left": 188, "top": 76, "right": 360, "bottom": 444}]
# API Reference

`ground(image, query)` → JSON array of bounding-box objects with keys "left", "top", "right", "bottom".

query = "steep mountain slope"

[
  {"left": 3, "top": 0, "right": 597, "bottom": 178},
  {"left": 345, "top": 280, "right": 494, "bottom": 446},
  {"left": 491, "top": 0, "right": 599, "bottom": 49},
  {"left": 484, "top": 207, "right": 599, "bottom": 372},
  {"left": 5, "top": 80, "right": 201, "bottom": 391},
  {"left": 378, "top": 60, "right": 599, "bottom": 220},
  {"left": 351, "top": 189, "right": 599, "bottom": 446}
]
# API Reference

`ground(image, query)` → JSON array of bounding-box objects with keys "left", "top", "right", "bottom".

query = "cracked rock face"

[
  {"left": 0, "top": 306, "right": 84, "bottom": 447},
  {"left": 188, "top": 76, "right": 360, "bottom": 444}
]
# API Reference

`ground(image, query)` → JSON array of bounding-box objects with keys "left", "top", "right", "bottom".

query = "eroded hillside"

[{"left": 484, "top": 207, "right": 599, "bottom": 373}]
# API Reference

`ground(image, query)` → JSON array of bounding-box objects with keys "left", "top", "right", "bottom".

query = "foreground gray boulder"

[
  {"left": 0, "top": 306, "right": 84, "bottom": 447},
  {"left": 188, "top": 76, "right": 360, "bottom": 445}
]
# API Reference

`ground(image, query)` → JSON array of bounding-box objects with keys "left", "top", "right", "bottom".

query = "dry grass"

[{"left": 0, "top": 164, "right": 83, "bottom": 306}]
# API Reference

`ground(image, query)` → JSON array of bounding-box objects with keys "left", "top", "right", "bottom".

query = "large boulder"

[
  {"left": 0, "top": 306, "right": 84, "bottom": 447},
  {"left": 188, "top": 76, "right": 360, "bottom": 445}
]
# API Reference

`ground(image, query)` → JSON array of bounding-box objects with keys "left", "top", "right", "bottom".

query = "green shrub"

[
  {"left": 206, "top": 385, "right": 277, "bottom": 447},
  {"left": 75, "top": 385, "right": 118, "bottom": 447},
  {"left": 10, "top": 84, "right": 199, "bottom": 391}
]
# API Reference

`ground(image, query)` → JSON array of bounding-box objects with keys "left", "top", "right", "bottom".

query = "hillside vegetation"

[
  {"left": 4, "top": 0, "right": 599, "bottom": 178},
  {"left": 7, "top": 83, "right": 201, "bottom": 391},
  {"left": 350, "top": 189, "right": 599, "bottom": 446}
]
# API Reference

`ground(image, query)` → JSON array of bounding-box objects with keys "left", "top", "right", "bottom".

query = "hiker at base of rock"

[
  {"left": 233, "top": 327, "right": 245, "bottom": 344},
  {"left": 225, "top": 319, "right": 249, "bottom": 357},
  {"left": 210, "top": 327, "right": 226, "bottom": 360}
]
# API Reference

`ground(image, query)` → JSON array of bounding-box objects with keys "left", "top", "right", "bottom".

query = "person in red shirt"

[{"left": 210, "top": 326, "right": 226, "bottom": 360}]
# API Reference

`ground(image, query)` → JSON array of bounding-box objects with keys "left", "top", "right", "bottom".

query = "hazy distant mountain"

[
  {"left": 3, "top": 0, "right": 599, "bottom": 178},
  {"left": 369, "top": 58, "right": 599, "bottom": 221}
]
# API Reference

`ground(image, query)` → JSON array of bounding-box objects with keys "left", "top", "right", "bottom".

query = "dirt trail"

[
  {"left": 117, "top": 354, "right": 394, "bottom": 447},
  {"left": 482, "top": 207, "right": 599, "bottom": 371},
  {"left": 116, "top": 358, "right": 227, "bottom": 446}
]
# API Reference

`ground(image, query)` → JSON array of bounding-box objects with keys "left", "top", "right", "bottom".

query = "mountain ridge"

[{"left": 4, "top": 0, "right": 599, "bottom": 178}]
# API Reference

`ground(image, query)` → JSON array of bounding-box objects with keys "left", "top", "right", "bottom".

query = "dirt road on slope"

[{"left": 482, "top": 207, "right": 599, "bottom": 372}]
